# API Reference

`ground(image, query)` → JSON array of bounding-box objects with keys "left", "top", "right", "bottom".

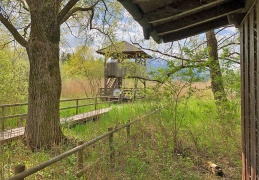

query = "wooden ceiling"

[{"left": 118, "top": 0, "right": 246, "bottom": 43}]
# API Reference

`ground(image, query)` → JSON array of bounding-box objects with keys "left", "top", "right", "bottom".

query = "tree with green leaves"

[
  {"left": 63, "top": 46, "right": 103, "bottom": 96},
  {"left": 0, "top": 0, "right": 121, "bottom": 150},
  {"left": 0, "top": 48, "right": 29, "bottom": 104},
  {"left": 133, "top": 27, "right": 240, "bottom": 105}
]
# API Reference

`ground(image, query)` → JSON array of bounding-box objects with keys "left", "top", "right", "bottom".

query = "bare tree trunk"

[
  {"left": 206, "top": 30, "right": 227, "bottom": 104},
  {"left": 25, "top": 1, "right": 64, "bottom": 151}
]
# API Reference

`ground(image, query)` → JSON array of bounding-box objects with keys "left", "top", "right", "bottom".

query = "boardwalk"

[{"left": 0, "top": 108, "right": 111, "bottom": 143}]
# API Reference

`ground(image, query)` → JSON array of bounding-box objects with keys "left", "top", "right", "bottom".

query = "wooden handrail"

[
  {"left": 0, "top": 103, "right": 28, "bottom": 108},
  {"left": 0, "top": 96, "right": 116, "bottom": 131},
  {"left": 9, "top": 105, "right": 164, "bottom": 180},
  {"left": 0, "top": 96, "right": 113, "bottom": 108}
]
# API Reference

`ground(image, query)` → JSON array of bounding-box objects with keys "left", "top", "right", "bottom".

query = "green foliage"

[
  {"left": 63, "top": 46, "right": 102, "bottom": 78},
  {"left": 62, "top": 46, "right": 104, "bottom": 96},
  {"left": 220, "top": 47, "right": 241, "bottom": 101},
  {"left": 0, "top": 49, "right": 29, "bottom": 103}
]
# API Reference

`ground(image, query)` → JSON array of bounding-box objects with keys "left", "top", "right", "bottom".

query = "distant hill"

[
  {"left": 146, "top": 58, "right": 210, "bottom": 81},
  {"left": 146, "top": 58, "right": 168, "bottom": 72}
]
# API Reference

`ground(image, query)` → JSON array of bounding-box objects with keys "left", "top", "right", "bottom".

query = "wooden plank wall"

[{"left": 240, "top": 2, "right": 259, "bottom": 179}]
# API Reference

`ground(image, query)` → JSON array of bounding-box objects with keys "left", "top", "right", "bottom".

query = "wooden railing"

[
  {"left": 8, "top": 105, "right": 165, "bottom": 180},
  {"left": 0, "top": 96, "right": 118, "bottom": 132}
]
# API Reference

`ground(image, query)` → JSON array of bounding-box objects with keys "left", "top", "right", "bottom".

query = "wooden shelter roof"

[
  {"left": 96, "top": 41, "right": 152, "bottom": 58},
  {"left": 118, "top": 0, "right": 246, "bottom": 43}
]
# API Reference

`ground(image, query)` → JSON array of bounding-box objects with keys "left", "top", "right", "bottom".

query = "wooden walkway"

[{"left": 0, "top": 108, "right": 111, "bottom": 143}]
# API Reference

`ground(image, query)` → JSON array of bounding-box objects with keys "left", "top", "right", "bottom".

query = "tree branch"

[
  {"left": 60, "top": 6, "right": 94, "bottom": 24},
  {"left": 215, "top": 25, "right": 233, "bottom": 35},
  {"left": 165, "top": 63, "right": 208, "bottom": 79},
  {"left": 0, "top": 12, "right": 28, "bottom": 47},
  {"left": 58, "top": 0, "right": 80, "bottom": 24},
  {"left": 217, "top": 32, "right": 239, "bottom": 46},
  {"left": 17, "top": 0, "right": 29, "bottom": 12},
  {"left": 0, "top": 39, "right": 15, "bottom": 49},
  {"left": 219, "top": 57, "right": 240, "bottom": 64},
  {"left": 130, "top": 41, "right": 206, "bottom": 63},
  {"left": 58, "top": 0, "right": 100, "bottom": 24},
  {"left": 146, "top": 63, "right": 208, "bottom": 85},
  {"left": 218, "top": 42, "right": 240, "bottom": 50}
]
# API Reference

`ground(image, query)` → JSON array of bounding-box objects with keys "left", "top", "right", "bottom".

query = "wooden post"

[
  {"left": 119, "top": 94, "right": 122, "bottom": 104},
  {"left": 108, "top": 127, "right": 115, "bottom": 168},
  {"left": 76, "top": 99, "right": 79, "bottom": 114},
  {"left": 77, "top": 141, "right": 84, "bottom": 170},
  {"left": 1, "top": 107, "right": 4, "bottom": 131},
  {"left": 94, "top": 97, "right": 97, "bottom": 111},
  {"left": 13, "top": 164, "right": 25, "bottom": 180},
  {"left": 126, "top": 124, "right": 130, "bottom": 142},
  {"left": 108, "top": 97, "right": 110, "bottom": 107}
]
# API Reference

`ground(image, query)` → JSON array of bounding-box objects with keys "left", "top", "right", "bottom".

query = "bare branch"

[
  {"left": 215, "top": 25, "right": 233, "bottom": 35},
  {"left": 0, "top": 12, "right": 28, "bottom": 47},
  {"left": 217, "top": 32, "right": 239, "bottom": 45},
  {"left": 58, "top": 0, "right": 100, "bottom": 24},
  {"left": 60, "top": 6, "right": 93, "bottom": 24},
  {"left": 130, "top": 41, "right": 206, "bottom": 63},
  {"left": 166, "top": 63, "right": 208, "bottom": 77},
  {"left": 146, "top": 62, "right": 208, "bottom": 85},
  {"left": 58, "top": 0, "right": 80, "bottom": 23},
  {"left": 220, "top": 57, "right": 240, "bottom": 64},
  {"left": 17, "top": 0, "right": 29, "bottom": 12},
  {"left": 228, "top": 52, "right": 240, "bottom": 56},
  {"left": 65, "top": 21, "right": 81, "bottom": 39},
  {"left": 218, "top": 42, "right": 240, "bottom": 50},
  {"left": 0, "top": 39, "right": 15, "bottom": 49},
  {"left": 23, "top": 23, "right": 30, "bottom": 38}
]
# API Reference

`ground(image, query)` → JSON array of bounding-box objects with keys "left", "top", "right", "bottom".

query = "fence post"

[
  {"left": 108, "top": 127, "right": 115, "bottom": 168},
  {"left": 94, "top": 97, "right": 97, "bottom": 111},
  {"left": 1, "top": 107, "right": 4, "bottom": 131},
  {"left": 119, "top": 94, "right": 122, "bottom": 104},
  {"left": 126, "top": 124, "right": 130, "bottom": 142},
  {"left": 108, "top": 97, "right": 110, "bottom": 107},
  {"left": 77, "top": 141, "right": 84, "bottom": 170},
  {"left": 76, "top": 99, "right": 79, "bottom": 114},
  {"left": 13, "top": 164, "right": 25, "bottom": 180}
]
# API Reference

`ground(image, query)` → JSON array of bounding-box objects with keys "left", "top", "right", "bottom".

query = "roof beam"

[
  {"left": 118, "top": 0, "right": 162, "bottom": 43},
  {"left": 156, "top": 1, "right": 244, "bottom": 35},
  {"left": 146, "top": 0, "right": 233, "bottom": 23},
  {"left": 161, "top": 17, "right": 229, "bottom": 43}
]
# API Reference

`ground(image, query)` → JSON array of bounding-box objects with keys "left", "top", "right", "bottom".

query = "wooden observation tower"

[{"left": 97, "top": 41, "right": 152, "bottom": 99}]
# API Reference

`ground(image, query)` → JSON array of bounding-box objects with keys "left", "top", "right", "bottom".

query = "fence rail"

[
  {"left": 8, "top": 105, "right": 165, "bottom": 180},
  {"left": 0, "top": 96, "right": 118, "bottom": 132}
]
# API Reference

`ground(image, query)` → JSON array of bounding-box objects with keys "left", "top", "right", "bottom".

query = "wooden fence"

[
  {"left": 8, "top": 105, "right": 164, "bottom": 180},
  {"left": 0, "top": 96, "right": 117, "bottom": 133}
]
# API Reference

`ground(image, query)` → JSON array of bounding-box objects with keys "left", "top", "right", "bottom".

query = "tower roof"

[{"left": 96, "top": 41, "right": 152, "bottom": 59}]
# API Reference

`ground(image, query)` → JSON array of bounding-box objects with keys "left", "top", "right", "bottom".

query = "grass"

[{"left": 1, "top": 95, "right": 242, "bottom": 179}]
